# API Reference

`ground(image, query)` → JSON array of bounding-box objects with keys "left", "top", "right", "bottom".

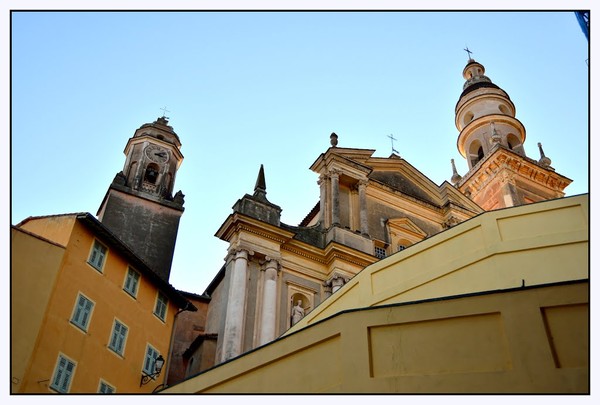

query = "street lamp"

[{"left": 140, "top": 355, "right": 165, "bottom": 387}]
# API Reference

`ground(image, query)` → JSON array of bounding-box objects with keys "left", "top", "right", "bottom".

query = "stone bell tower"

[
  {"left": 97, "top": 116, "right": 185, "bottom": 282},
  {"left": 451, "top": 57, "right": 572, "bottom": 210}
]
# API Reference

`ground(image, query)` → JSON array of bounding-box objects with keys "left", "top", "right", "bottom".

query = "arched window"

[
  {"left": 144, "top": 163, "right": 160, "bottom": 184},
  {"left": 468, "top": 140, "right": 484, "bottom": 168},
  {"left": 506, "top": 133, "right": 523, "bottom": 155}
]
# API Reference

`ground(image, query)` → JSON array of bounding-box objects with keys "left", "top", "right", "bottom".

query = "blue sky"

[{"left": 10, "top": 10, "right": 589, "bottom": 294}]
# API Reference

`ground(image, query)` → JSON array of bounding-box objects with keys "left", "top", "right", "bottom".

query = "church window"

[
  {"left": 144, "top": 163, "right": 160, "bottom": 184},
  {"left": 50, "top": 354, "right": 76, "bottom": 393},
  {"left": 154, "top": 292, "right": 168, "bottom": 322},
  {"left": 374, "top": 246, "right": 387, "bottom": 259},
  {"left": 397, "top": 244, "right": 406, "bottom": 252},
  {"left": 123, "top": 267, "right": 141, "bottom": 298},
  {"left": 88, "top": 240, "right": 107, "bottom": 272},
  {"left": 108, "top": 319, "right": 128, "bottom": 356},
  {"left": 71, "top": 293, "right": 94, "bottom": 332}
]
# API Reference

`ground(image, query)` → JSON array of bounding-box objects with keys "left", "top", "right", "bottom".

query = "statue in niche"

[{"left": 291, "top": 300, "right": 308, "bottom": 326}]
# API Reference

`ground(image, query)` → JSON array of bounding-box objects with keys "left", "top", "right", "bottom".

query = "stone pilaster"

[
  {"left": 330, "top": 170, "right": 340, "bottom": 227},
  {"left": 134, "top": 141, "right": 148, "bottom": 189},
  {"left": 358, "top": 179, "right": 369, "bottom": 236},
  {"left": 318, "top": 174, "right": 329, "bottom": 227}
]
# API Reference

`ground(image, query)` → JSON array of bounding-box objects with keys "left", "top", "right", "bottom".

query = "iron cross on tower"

[
  {"left": 388, "top": 134, "right": 399, "bottom": 155},
  {"left": 160, "top": 106, "right": 170, "bottom": 119},
  {"left": 464, "top": 46, "right": 473, "bottom": 60}
]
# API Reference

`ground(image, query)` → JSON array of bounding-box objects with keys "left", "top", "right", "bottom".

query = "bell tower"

[
  {"left": 452, "top": 57, "right": 572, "bottom": 210},
  {"left": 97, "top": 116, "right": 185, "bottom": 282}
]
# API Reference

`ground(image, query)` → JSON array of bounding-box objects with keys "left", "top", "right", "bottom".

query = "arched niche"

[{"left": 290, "top": 293, "right": 310, "bottom": 326}]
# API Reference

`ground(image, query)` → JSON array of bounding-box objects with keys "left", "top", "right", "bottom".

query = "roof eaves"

[{"left": 75, "top": 213, "right": 196, "bottom": 311}]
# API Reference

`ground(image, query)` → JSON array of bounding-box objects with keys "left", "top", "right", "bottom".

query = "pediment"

[
  {"left": 367, "top": 158, "right": 445, "bottom": 206},
  {"left": 387, "top": 217, "right": 428, "bottom": 239}
]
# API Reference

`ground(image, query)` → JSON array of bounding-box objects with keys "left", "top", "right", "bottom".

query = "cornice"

[
  {"left": 124, "top": 135, "right": 184, "bottom": 162},
  {"left": 457, "top": 114, "right": 526, "bottom": 157},
  {"left": 215, "top": 213, "right": 295, "bottom": 243},
  {"left": 459, "top": 147, "right": 572, "bottom": 196}
]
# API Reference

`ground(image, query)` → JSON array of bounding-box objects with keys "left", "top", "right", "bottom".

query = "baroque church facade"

[{"left": 176, "top": 57, "right": 572, "bottom": 378}]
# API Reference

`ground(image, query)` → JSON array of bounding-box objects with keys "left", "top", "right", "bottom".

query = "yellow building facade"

[
  {"left": 163, "top": 194, "right": 588, "bottom": 393},
  {"left": 11, "top": 213, "right": 196, "bottom": 393}
]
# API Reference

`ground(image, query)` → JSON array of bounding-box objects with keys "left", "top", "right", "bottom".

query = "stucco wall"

[
  {"left": 164, "top": 281, "right": 588, "bottom": 393},
  {"left": 11, "top": 228, "right": 65, "bottom": 393}
]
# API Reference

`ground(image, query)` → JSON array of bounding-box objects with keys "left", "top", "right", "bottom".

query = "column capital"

[
  {"left": 325, "top": 272, "right": 350, "bottom": 286},
  {"left": 317, "top": 173, "right": 329, "bottom": 185},
  {"left": 261, "top": 256, "right": 281, "bottom": 272},
  {"left": 227, "top": 246, "right": 254, "bottom": 261},
  {"left": 328, "top": 169, "right": 341, "bottom": 179},
  {"left": 358, "top": 178, "right": 369, "bottom": 187}
]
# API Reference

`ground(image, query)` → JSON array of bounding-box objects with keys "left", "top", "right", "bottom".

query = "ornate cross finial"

[
  {"left": 159, "top": 106, "right": 170, "bottom": 118},
  {"left": 388, "top": 134, "right": 399, "bottom": 155},
  {"left": 464, "top": 46, "right": 473, "bottom": 60}
]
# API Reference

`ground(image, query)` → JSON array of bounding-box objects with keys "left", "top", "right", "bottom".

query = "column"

[
  {"left": 330, "top": 170, "right": 340, "bottom": 226},
  {"left": 358, "top": 179, "right": 369, "bottom": 236},
  {"left": 258, "top": 258, "right": 280, "bottom": 346},
  {"left": 318, "top": 174, "right": 329, "bottom": 227},
  {"left": 221, "top": 249, "right": 251, "bottom": 362}
]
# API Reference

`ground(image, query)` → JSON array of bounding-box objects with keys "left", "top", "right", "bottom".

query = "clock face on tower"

[{"left": 145, "top": 145, "right": 169, "bottom": 164}]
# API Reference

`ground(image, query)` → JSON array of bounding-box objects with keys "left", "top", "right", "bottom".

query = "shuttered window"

[
  {"left": 153, "top": 292, "right": 168, "bottom": 321},
  {"left": 71, "top": 294, "right": 94, "bottom": 331},
  {"left": 50, "top": 355, "right": 76, "bottom": 393},
  {"left": 108, "top": 320, "right": 128, "bottom": 356},
  {"left": 88, "top": 240, "right": 107, "bottom": 272},
  {"left": 123, "top": 267, "right": 140, "bottom": 298}
]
